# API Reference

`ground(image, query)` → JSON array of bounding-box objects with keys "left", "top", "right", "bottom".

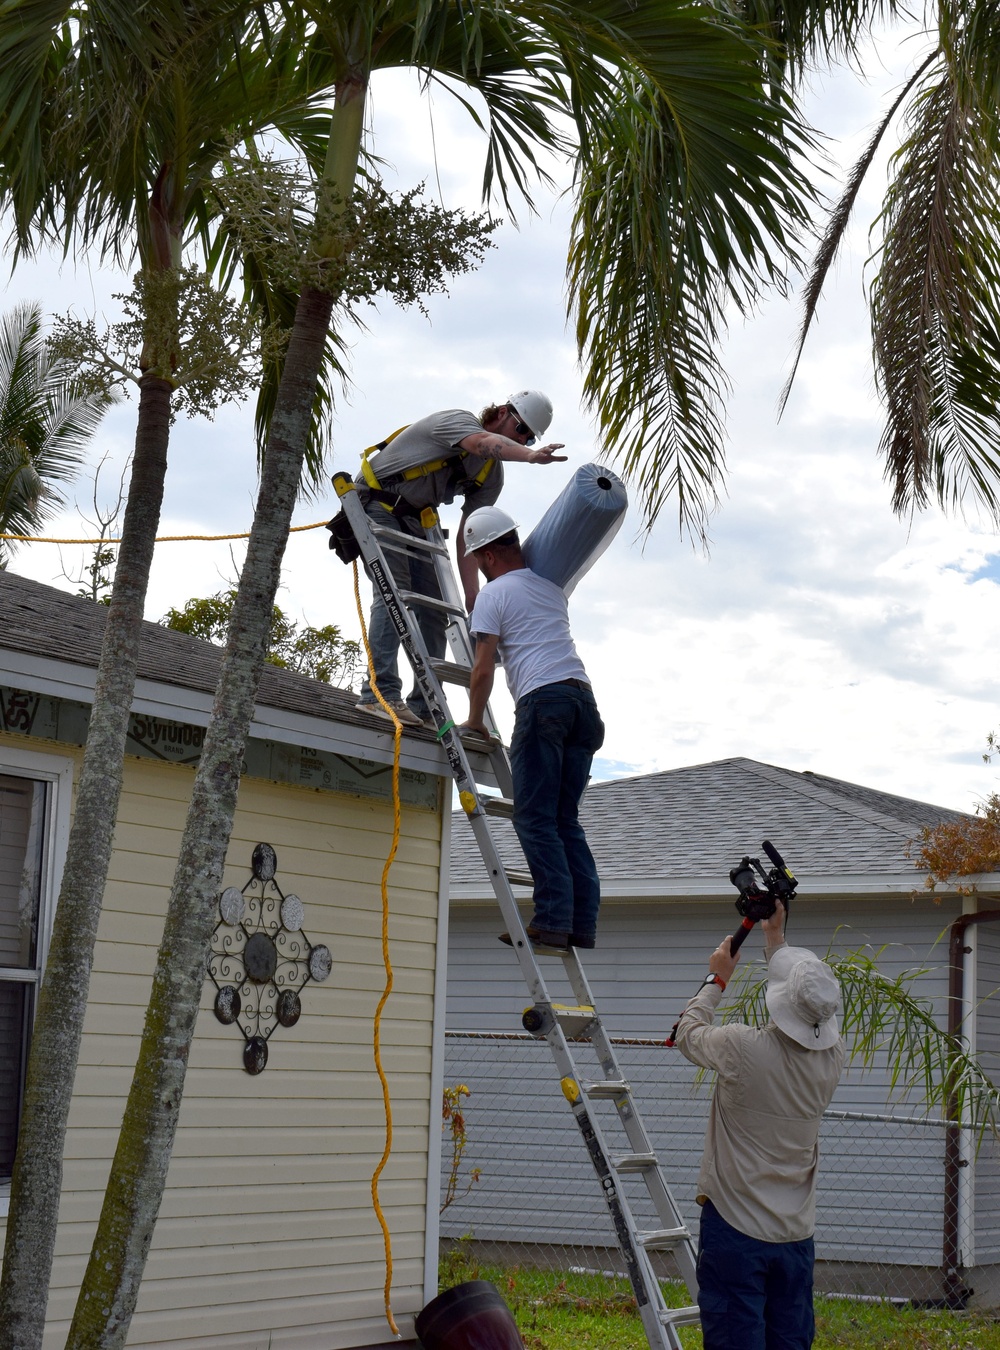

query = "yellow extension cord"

[
  {"left": 351, "top": 559, "right": 401, "bottom": 1339},
  {"left": 0, "top": 520, "right": 329, "bottom": 545}
]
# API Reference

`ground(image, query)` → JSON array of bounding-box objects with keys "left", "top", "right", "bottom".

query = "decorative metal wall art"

[{"left": 209, "top": 843, "right": 332, "bottom": 1074}]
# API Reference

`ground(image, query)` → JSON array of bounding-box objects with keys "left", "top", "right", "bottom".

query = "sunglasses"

[{"left": 507, "top": 408, "right": 536, "bottom": 446}]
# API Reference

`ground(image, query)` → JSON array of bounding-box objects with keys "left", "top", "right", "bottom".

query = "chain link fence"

[{"left": 441, "top": 1031, "right": 995, "bottom": 1308}]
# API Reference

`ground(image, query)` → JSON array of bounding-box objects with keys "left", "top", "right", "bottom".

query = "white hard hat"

[
  {"left": 507, "top": 389, "right": 553, "bottom": 438},
  {"left": 463, "top": 506, "right": 519, "bottom": 553}
]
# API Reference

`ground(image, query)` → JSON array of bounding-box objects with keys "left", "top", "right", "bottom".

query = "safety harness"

[
  {"left": 360, "top": 426, "right": 497, "bottom": 528},
  {"left": 327, "top": 425, "right": 498, "bottom": 563}
]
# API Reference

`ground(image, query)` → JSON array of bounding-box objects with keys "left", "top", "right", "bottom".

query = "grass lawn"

[{"left": 439, "top": 1255, "right": 1000, "bottom": 1349}]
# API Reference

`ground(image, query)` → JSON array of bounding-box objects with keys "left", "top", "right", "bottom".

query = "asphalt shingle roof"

[
  {"left": 1, "top": 570, "right": 365, "bottom": 727},
  {"left": 449, "top": 756, "right": 970, "bottom": 887}
]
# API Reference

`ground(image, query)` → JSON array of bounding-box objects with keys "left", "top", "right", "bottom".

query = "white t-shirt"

[{"left": 469, "top": 568, "right": 589, "bottom": 704}]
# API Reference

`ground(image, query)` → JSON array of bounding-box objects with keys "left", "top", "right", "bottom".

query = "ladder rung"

[
  {"left": 397, "top": 589, "right": 466, "bottom": 617},
  {"left": 661, "top": 1306, "right": 701, "bottom": 1328},
  {"left": 431, "top": 658, "right": 473, "bottom": 687},
  {"left": 638, "top": 1226, "right": 690, "bottom": 1250},
  {"left": 504, "top": 869, "right": 533, "bottom": 887},
  {"left": 484, "top": 797, "right": 515, "bottom": 819},
  {"left": 524, "top": 1003, "right": 596, "bottom": 1039},
  {"left": 584, "top": 1080, "right": 629, "bottom": 1099},
  {"left": 370, "top": 526, "right": 449, "bottom": 556},
  {"left": 612, "top": 1152, "right": 658, "bottom": 1173}
]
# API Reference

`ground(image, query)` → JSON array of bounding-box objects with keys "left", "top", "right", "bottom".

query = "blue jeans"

[
  {"left": 358, "top": 500, "right": 446, "bottom": 717},
  {"left": 509, "top": 683, "right": 604, "bottom": 937},
  {"left": 697, "top": 1200, "right": 816, "bottom": 1350}
]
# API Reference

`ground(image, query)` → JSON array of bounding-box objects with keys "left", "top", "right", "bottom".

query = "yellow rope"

[
  {"left": 0, "top": 520, "right": 329, "bottom": 545},
  {"left": 352, "top": 558, "right": 401, "bottom": 1339}
]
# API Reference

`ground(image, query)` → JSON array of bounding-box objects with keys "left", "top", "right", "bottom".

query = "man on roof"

[{"left": 354, "top": 390, "right": 567, "bottom": 728}]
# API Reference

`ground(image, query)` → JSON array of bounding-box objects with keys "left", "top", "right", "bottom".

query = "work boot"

[
  {"left": 356, "top": 698, "right": 424, "bottom": 728},
  {"left": 498, "top": 925, "right": 570, "bottom": 954}
]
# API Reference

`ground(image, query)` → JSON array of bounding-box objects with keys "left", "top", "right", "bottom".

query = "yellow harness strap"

[
  {"left": 361, "top": 426, "right": 497, "bottom": 513},
  {"left": 360, "top": 426, "right": 410, "bottom": 493}
]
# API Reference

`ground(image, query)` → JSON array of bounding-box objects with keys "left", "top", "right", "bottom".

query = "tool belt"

[
  {"left": 326, "top": 510, "right": 362, "bottom": 563},
  {"left": 326, "top": 488, "right": 436, "bottom": 565}
]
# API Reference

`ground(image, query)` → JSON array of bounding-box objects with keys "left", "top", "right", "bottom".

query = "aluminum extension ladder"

[{"left": 331, "top": 472, "right": 700, "bottom": 1350}]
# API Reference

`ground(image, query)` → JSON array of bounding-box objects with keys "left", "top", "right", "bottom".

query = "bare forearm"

[
  {"left": 459, "top": 430, "right": 566, "bottom": 463},
  {"left": 457, "top": 536, "right": 480, "bottom": 611},
  {"left": 468, "top": 662, "right": 494, "bottom": 726}
]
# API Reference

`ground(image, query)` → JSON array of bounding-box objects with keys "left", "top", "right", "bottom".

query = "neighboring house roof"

[{"left": 450, "top": 756, "right": 973, "bottom": 899}]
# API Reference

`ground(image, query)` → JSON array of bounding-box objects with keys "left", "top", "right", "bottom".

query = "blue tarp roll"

[{"left": 522, "top": 462, "right": 628, "bottom": 594}]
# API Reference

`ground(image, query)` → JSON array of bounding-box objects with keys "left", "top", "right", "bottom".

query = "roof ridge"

[{"left": 738, "top": 759, "right": 920, "bottom": 839}]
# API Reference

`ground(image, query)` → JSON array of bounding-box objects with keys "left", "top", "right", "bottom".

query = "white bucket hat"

[{"left": 765, "top": 946, "right": 841, "bottom": 1050}]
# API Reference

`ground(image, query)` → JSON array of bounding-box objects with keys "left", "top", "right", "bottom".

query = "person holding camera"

[{"left": 673, "top": 903, "right": 845, "bottom": 1350}]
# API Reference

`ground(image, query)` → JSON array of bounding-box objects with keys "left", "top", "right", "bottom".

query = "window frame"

[{"left": 0, "top": 744, "right": 74, "bottom": 1211}]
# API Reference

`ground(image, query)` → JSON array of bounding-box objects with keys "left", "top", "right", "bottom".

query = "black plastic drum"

[{"left": 415, "top": 1280, "right": 525, "bottom": 1350}]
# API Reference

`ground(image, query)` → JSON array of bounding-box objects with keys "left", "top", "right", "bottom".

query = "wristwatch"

[{"left": 701, "top": 972, "right": 726, "bottom": 992}]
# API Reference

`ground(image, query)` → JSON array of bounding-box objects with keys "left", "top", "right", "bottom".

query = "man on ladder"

[
  {"left": 459, "top": 506, "right": 605, "bottom": 952},
  {"left": 353, "top": 391, "right": 567, "bottom": 727}
]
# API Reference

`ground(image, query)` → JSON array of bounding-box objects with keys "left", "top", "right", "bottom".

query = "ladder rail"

[
  {"left": 426, "top": 522, "right": 514, "bottom": 798},
  {"left": 563, "top": 953, "right": 699, "bottom": 1291},
  {"left": 332, "top": 473, "right": 696, "bottom": 1350},
  {"left": 335, "top": 477, "right": 544, "bottom": 996}
]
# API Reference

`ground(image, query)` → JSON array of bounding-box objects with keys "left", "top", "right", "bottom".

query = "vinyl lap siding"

[{"left": 0, "top": 737, "right": 442, "bottom": 1350}]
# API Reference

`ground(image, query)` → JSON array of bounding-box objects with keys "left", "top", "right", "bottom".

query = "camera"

[{"left": 730, "top": 840, "right": 797, "bottom": 925}]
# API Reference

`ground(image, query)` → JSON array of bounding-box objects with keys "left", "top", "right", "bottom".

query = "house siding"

[
  {"left": 1, "top": 732, "right": 441, "bottom": 1349},
  {"left": 443, "top": 893, "right": 958, "bottom": 1269}
]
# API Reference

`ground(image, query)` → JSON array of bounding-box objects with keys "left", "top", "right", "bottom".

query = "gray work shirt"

[
  {"left": 366, "top": 409, "right": 504, "bottom": 512},
  {"left": 674, "top": 948, "right": 846, "bottom": 1243}
]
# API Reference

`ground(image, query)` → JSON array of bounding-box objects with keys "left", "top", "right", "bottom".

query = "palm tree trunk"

[
  {"left": 0, "top": 374, "right": 173, "bottom": 1350},
  {"left": 66, "top": 73, "right": 366, "bottom": 1350}
]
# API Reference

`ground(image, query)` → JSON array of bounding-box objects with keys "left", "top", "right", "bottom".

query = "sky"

[{"left": 6, "top": 30, "right": 1000, "bottom": 816}]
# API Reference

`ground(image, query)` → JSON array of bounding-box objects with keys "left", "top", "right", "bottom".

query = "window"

[{"left": 0, "top": 749, "right": 72, "bottom": 1195}]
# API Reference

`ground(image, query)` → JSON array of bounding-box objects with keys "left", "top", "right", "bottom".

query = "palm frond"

[
  {"left": 0, "top": 301, "right": 109, "bottom": 549},
  {"left": 567, "top": 22, "right": 815, "bottom": 531},
  {"left": 376, "top": 7, "right": 567, "bottom": 216},
  {"left": 732, "top": 0, "right": 909, "bottom": 81},
  {"left": 871, "top": 65, "right": 1000, "bottom": 517},
  {"left": 779, "top": 48, "right": 941, "bottom": 415},
  {"left": 569, "top": 173, "right": 730, "bottom": 537},
  {"left": 725, "top": 944, "right": 1000, "bottom": 1142}
]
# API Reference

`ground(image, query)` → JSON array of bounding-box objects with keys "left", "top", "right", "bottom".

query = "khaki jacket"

[{"left": 674, "top": 948, "right": 846, "bottom": 1243}]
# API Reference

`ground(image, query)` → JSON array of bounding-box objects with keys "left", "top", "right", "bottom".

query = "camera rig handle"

[{"left": 665, "top": 839, "right": 798, "bottom": 1048}]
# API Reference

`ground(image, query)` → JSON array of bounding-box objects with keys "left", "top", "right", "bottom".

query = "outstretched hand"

[{"left": 528, "top": 443, "right": 568, "bottom": 463}]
